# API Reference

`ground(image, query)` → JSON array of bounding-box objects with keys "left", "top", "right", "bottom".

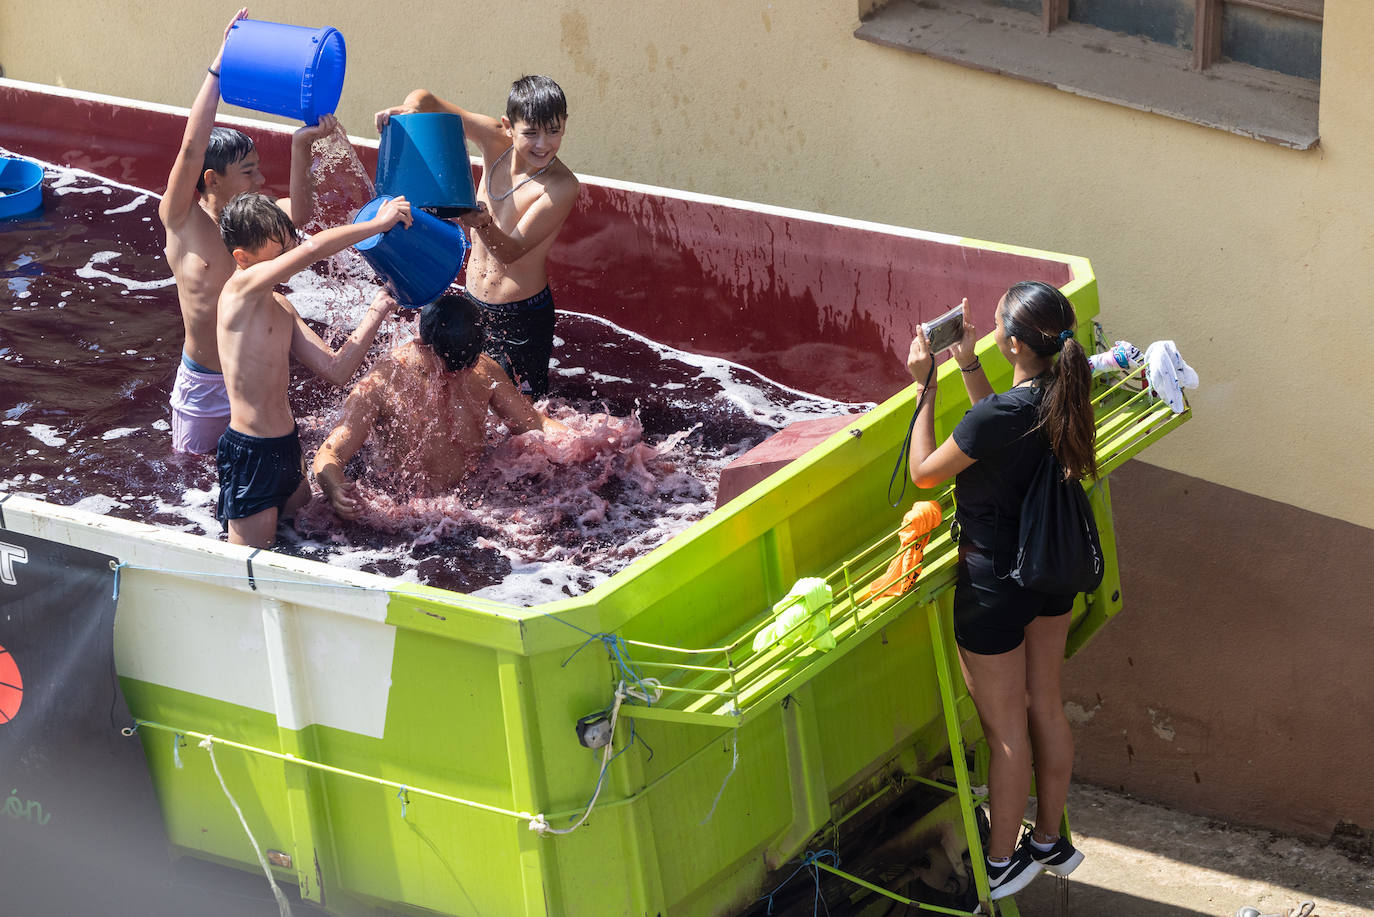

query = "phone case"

[{"left": 923, "top": 305, "right": 964, "bottom": 353}]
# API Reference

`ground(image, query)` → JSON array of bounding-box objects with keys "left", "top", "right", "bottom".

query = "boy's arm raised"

[
  {"left": 237, "top": 196, "right": 412, "bottom": 293},
  {"left": 278, "top": 114, "right": 340, "bottom": 226},
  {"left": 289, "top": 289, "right": 399, "bottom": 387},
  {"left": 158, "top": 8, "right": 246, "bottom": 229},
  {"left": 375, "top": 89, "right": 507, "bottom": 157}
]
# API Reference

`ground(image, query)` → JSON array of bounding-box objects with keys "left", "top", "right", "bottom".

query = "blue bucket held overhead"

[
  {"left": 220, "top": 19, "right": 346, "bottom": 124},
  {"left": 353, "top": 195, "right": 469, "bottom": 309},
  {"left": 0, "top": 156, "right": 44, "bottom": 220},
  {"left": 376, "top": 113, "right": 478, "bottom": 217}
]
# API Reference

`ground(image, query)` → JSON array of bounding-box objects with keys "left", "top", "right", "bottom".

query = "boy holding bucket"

[
  {"left": 160, "top": 9, "right": 338, "bottom": 455},
  {"left": 215, "top": 192, "right": 412, "bottom": 549},
  {"left": 375, "top": 76, "right": 580, "bottom": 399}
]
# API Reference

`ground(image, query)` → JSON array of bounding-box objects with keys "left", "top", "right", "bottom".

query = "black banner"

[{"left": 0, "top": 528, "right": 173, "bottom": 915}]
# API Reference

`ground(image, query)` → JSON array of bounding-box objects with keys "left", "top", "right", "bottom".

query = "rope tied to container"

[
  {"left": 197, "top": 735, "right": 293, "bottom": 917},
  {"left": 558, "top": 624, "right": 660, "bottom": 706},
  {"left": 529, "top": 681, "right": 631, "bottom": 836},
  {"left": 758, "top": 849, "right": 838, "bottom": 916}
]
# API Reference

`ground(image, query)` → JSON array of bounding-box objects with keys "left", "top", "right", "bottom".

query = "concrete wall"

[{"left": 3, "top": 1, "right": 1370, "bottom": 841}]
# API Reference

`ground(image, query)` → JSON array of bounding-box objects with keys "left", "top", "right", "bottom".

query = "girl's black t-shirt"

[{"left": 951, "top": 384, "right": 1051, "bottom": 557}]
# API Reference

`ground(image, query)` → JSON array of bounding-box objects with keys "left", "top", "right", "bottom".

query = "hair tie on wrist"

[
  {"left": 208, "top": 66, "right": 220, "bottom": 78},
  {"left": 1058, "top": 329, "right": 1073, "bottom": 344}
]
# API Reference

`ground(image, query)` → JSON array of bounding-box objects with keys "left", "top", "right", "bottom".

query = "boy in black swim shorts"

[
  {"left": 376, "top": 76, "right": 580, "bottom": 399},
  {"left": 461, "top": 286, "right": 556, "bottom": 398},
  {"left": 214, "top": 191, "right": 412, "bottom": 548},
  {"left": 216, "top": 427, "right": 307, "bottom": 532}
]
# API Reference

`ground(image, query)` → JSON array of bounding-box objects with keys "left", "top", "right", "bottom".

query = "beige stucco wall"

[{"left": 3, "top": 1, "right": 1371, "bottom": 528}]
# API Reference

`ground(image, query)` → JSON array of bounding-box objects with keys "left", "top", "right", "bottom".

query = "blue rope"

[
  {"left": 551, "top": 615, "right": 656, "bottom": 706},
  {"left": 112, "top": 561, "right": 126, "bottom": 601},
  {"left": 757, "top": 849, "right": 838, "bottom": 916}
]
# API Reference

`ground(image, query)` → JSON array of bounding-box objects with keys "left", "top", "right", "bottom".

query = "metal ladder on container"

[{"left": 615, "top": 369, "right": 1189, "bottom": 913}]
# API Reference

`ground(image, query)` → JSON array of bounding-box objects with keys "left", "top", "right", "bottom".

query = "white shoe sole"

[
  {"left": 989, "top": 861, "right": 1043, "bottom": 900},
  {"left": 1040, "top": 847, "right": 1084, "bottom": 877}
]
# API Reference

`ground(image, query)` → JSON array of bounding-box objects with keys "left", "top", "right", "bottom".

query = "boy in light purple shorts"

[
  {"left": 169, "top": 353, "right": 233, "bottom": 453},
  {"left": 160, "top": 9, "right": 336, "bottom": 453}
]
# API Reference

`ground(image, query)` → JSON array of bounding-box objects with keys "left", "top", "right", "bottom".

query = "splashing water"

[
  {"left": 303, "top": 124, "right": 376, "bottom": 234},
  {"left": 0, "top": 152, "right": 873, "bottom": 605}
]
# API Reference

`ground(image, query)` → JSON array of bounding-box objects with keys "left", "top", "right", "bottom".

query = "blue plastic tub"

[
  {"left": 220, "top": 19, "right": 346, "bottom": 124},
  {"left": 353, "top": 195, "right": 469, "bottom": 308},
  {"left": 376, "top": 113, "right": 477, "bottom": 217},
  {"left": 0, "top": 156, "right": 43, "bottom": 219}
]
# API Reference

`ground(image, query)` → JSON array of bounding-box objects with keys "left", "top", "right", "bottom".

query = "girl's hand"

[
  {"left": 907, "top": 325, "right": 935, "bottom": 385},
  {"left": 948, "top": 298, "right": 979, "bottom": 369}
]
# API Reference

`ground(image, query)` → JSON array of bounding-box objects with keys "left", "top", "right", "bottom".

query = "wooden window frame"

[{"left": 1035, "top": 0, "right": 1323, "bottom": 71}]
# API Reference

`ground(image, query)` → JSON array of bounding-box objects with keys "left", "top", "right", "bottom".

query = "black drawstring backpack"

[{"left": 1006, "top": 451, "right": 1104, "bottom": 595}]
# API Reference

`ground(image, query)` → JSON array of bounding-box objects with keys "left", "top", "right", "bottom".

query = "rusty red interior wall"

[{"left": 0, "top": 84, "right": 1070, "bottom": 403}]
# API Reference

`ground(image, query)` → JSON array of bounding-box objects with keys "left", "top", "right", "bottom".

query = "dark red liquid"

[{"left": 0, "top": 157, "right": 868, "bottom": 602}]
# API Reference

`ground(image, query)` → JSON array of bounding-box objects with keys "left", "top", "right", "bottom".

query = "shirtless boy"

[
  {"left": 312, "top": 294, "right": 569, "bottom": 520},
  {"left": 160, "top": 8, "right": 339, "bottom": 454},
  {"left": 375, "top": 75, "right": 580, "bottom": 399},
  {"left": 216, "top": 192, "right": 412, "bottom": 548}
]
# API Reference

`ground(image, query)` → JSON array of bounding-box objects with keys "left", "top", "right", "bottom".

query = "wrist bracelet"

[
  {"left": 959, "top": 358, "right": 981, "bottom": 373},
  {"left": 207, "top": 66, "right": 220, "bottom": 78}
]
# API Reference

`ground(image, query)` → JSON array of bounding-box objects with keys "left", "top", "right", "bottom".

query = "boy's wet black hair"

[
  {"left": 506, "top": 75, "right": 568, "bottom": 131},
  {"left": 419, "top": 293, "right": 485, "bottom": 372},
  {"left": 219, "top": 192, "right": 297, "bottom": 254},
  {"left": 198, "top": 127, "right": 257, "bottom": 193}
]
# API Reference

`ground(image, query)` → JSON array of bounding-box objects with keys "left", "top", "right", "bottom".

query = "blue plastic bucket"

[
  {"left": 220, "top": 19, "right": 346, "bottom": 124},
  {"left": 353, "top": 196, "right": 469, "bottom": 308},
  {"left": 0, "top": 156, "right": 44, "bottom": 220},
  {"left": 376, "top": 113, "right": 478, "bottom": 217}
]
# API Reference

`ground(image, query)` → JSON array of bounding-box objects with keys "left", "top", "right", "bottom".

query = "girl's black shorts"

[{"left": 953, "top": 545, "right": 1074, "bottom": 655}]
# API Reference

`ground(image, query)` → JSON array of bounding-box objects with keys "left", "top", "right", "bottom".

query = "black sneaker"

[
  {"left": 985, "top": 844, "right": 1043, "bottom": 900},
  {"left": 1024, "top": 834, "right": 1085, "bottom": 877}
]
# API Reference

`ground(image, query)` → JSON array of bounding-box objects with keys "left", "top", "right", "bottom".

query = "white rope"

[
  {"left": 699, "top": 727, "right": 740, "bottom": 825},
  {"left": 624, "top": 677, "right": 662, "bottom": 705},
  {"left": 529, "top": 683, "right": 628, "bottom": 836},
  {"left": 199, "top": 736, "right": 293, "bottom": 917}
]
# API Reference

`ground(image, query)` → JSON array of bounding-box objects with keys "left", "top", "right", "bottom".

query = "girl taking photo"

[{"left": 905, "top": 280, "right": 1096, "bottom": 900}]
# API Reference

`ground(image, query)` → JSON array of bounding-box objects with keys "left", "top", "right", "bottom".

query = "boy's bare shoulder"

[
  {"left": 545, "top": 161, "right": 580, "bottom": 200},
  {"left": 472, "top": 353, "right": 511, "bottom": 388}
]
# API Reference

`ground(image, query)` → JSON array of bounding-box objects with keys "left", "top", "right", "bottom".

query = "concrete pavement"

[{"left": 1016, "top": 783, "right": 1374, "bottom": 917}]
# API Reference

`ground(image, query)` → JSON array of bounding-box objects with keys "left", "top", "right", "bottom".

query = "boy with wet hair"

[
  {"left": 160, "top": 8, "right": 340, "bottom": 455},
  {"left": 375, "top": 75, "right": 580, "bottom": 399},
  {"left": 215, "top": 191, "right": 413, "bottom": 548},
  {"left": 312, "top": 293, "right": 569, "bottom": 521}
]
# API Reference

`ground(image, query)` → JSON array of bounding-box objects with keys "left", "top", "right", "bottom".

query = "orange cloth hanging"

[{"left": 859, "top": 500, "right": 944, "bottom": 601}]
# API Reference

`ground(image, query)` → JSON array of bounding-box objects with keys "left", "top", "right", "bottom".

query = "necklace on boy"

[{"left": 487, "top": 146, "right": 554, "bottom": 202}]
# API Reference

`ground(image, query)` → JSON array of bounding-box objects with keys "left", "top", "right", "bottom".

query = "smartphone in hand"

[{"left": 923, "top": 303, "right": 965, "bottom": 354}]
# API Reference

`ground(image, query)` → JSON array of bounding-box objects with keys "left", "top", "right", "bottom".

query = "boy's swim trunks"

[
  {"left": 170, "top": 353, "right": 231, "bottom": 454},
  {"left": 463, "top": 286, "right": 555, "bottom": 399},
  {"left": 215, "top": 425, "right": 305, "bottom": 529}
]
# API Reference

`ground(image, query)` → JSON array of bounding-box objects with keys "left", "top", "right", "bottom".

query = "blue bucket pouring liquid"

[
  {"left": 220, "top": 19, "right": 346, "bottom": 124},
  {"left": 376, "top": 113, "right": 478, "bottom": 218},
  {"left": 0, "top": 156, "right": 44, "bottom": 220},
  {"left": 353, "top": 195, "right": 470, "bottom": 308}
]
